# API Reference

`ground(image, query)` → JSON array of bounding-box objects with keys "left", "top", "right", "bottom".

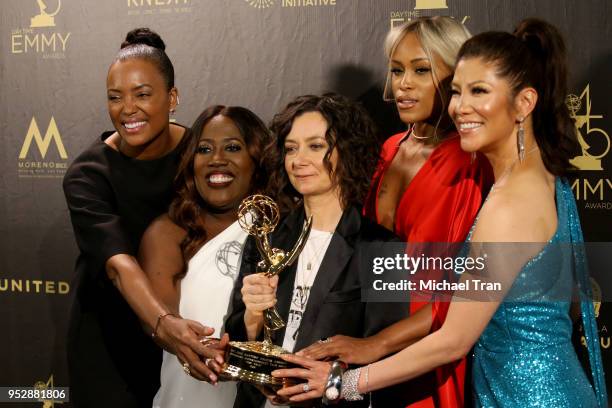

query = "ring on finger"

[
  {"left": 318, "top": 337, "right": 332, "bottom": 344},
  {"left": 199, "top": 337, "right": 216, "bottom": 346},
  {"left": 205, "top": 358, "right": 213, "bottom": 367},
  {"left": 182, "top": 362, "right": 191, "bottom": 376},
  {"left": 302, "top": 383, "right": 310, "bottom": 392}
]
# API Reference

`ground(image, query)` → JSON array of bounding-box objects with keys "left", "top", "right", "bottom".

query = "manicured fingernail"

[{"left": 209, "top": 374, "right": 217, "bottom": 382}]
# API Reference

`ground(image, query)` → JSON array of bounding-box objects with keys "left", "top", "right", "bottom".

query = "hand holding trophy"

[{"left": 220, "top": 194, "right": 312, "bottom": 390}]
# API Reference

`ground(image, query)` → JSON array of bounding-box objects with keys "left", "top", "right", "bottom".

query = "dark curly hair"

[
  {"left": 456, "top": 18, "right": 579, "bottom": 176},
  {"left": 266, "top": 93, "right": 380, "bottom": 212},
  {"left": 169, "top": 105, "right": 271, "bottom": 260}
]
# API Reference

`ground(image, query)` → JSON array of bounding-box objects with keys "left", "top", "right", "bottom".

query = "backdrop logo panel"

[
  {"left": 569, "top": 85, "right": 612, "bottom": 210},
  {"left": 10, "top": 0, "right": 71, "bottom": 59},
  {"left": 389, "top": 1, "right": 469, "bottom": 29},
  {"left": 244, "top": 0, "right": 336, "bottom": 9},
  {"left": 127, "top": 0, "right": 191, "bottom": 16},
  {"left": 280, "top": 0, "right": 335, "bottom": 7},
  {"left": 390, "top": 10, "right": 421, "bottom": 29},
  {"left": 17, "top": 116, "right": 68, "bottom": 179},
  {"left": 0, "top": 278, "right": 70, "bottom": 295}
]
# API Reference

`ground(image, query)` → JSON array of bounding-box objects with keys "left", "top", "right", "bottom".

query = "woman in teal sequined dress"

[
  {"left": 465, "top": 176, "right": 604, "bottom": 407},
  {"left": 450, "top": 19, "right": 607, "bottom": 407},
  {"left": 270, "top": 18, "right": 607, "bottom": 408}
]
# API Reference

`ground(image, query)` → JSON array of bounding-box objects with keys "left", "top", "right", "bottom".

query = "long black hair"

[{"left": 457, "top": 18, "right": 579, "bottom": 176}]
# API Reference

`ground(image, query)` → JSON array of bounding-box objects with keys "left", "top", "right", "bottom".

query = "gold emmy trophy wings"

[{"left": 220, "top": 194, "right": 312, "bottom": 389}]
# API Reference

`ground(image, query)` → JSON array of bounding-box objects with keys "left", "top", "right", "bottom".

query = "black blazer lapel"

[{"left": 293, "top": 207, "right": 362, "bottom": 351}]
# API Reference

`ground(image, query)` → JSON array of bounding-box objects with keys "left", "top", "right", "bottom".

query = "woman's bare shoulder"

[
  {"left": 472, "top": 176, "right": 556, "bottom": 243},
  {"left": 143, "top": 213, "right": 186, "bottom": 244}
]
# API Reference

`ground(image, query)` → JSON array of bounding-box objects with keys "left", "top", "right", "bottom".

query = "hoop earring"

[{"left": 517, "top": 118, "right": 525, "bottom": 163}]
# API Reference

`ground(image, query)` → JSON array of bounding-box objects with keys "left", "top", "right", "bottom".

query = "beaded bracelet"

[
  {"left": 340, "top": 367, "right": 364, "bottom": 401},
  {"left": 151, "top": 312, "right": 176, "bottom": 339}
]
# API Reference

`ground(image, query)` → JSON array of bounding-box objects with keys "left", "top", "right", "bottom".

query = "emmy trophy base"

[
  {"left": 570, "top": 155, "right": 602, "bottom": 171},
  {"left": 220, "top": 341, "right": 297, "bottom": 390}
]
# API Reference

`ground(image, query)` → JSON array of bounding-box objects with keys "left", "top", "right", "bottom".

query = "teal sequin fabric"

[{"left": 469, "top": 178, "right": 608, "bottom": 407}]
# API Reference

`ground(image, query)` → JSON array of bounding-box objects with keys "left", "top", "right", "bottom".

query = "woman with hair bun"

[
  {"left": 274, "top": 18, "right": 607, "bottom": 407},
  {"left": 63, "top": 28, "right": 221, "bottom": 407}
]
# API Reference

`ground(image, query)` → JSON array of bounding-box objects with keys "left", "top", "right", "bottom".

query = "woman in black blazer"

[{"left": 225, "top": 93, "right": 409, "bottom": 408}]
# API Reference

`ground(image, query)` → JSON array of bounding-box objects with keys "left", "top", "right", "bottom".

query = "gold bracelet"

[{"left": 151, "top": 312, "right": 176, "bottom": 338}]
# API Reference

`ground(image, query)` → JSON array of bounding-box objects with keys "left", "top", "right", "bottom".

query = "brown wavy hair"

[
  {"left": 266, "top": 93, "right": 380, "bottom": 212},
  {"left": 169, "top": 105, "right": 271, "bottom": 260},
  {"left": 456, "top": 18, "right": 579, "bottom": 176}
]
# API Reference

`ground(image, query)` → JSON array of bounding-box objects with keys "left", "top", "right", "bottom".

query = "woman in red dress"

[{"left": 294, "top": 16, "right": 493, "bottom": 408}]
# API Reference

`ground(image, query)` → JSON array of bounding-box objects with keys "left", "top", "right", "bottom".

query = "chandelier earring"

[{"left": 517, "top": 117, "right": 525, "bottom": 163}]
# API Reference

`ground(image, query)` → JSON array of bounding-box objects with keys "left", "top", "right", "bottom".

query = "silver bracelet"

[
  {"left": 322, "top": 361, "right": 345, "bottom": 404},
  {"left": 340, "top": 368, "right": 364, "bottom": 401}
]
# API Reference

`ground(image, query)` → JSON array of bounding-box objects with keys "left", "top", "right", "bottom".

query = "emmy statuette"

[{"left": 220, "top": 194, "right": 312, "bottom": 390}]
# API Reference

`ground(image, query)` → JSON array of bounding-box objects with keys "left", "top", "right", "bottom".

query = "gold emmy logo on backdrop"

[
  {"left": 33, "top": 375, "right": 63, "bottom": 407},
  {"left": 11, "top": 0, "right": 70, "bottom": 56},
  {"left": 414, "top": 0, "right": 448, "bottom": 10},
  {"left": 591, "top": 278, "right": 602, "bottom": 319},
  {"left": 19, "top": 117, "right": 68, "bottom": 160},
  {"left": 246, "top": 0, "right": 275, "bottom": 8},
  {"left": 567, "top": 85, "right": 610, "bottom": 171},
  {"left": 221, "top": 194, "right": 312, "bottom": 390},
  {"left": 30, "top": 0, "right": 62, "bottom": 28},
  {"left": 581, "top": 278, "right": 609, "bottom": 351}
]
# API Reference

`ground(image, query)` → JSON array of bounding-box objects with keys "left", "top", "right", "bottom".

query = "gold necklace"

[{"left": 410, "top": 126, "right": 433, "bottom": 140}]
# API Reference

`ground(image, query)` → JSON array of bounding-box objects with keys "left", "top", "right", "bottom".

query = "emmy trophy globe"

[{"left": 220, "top": 194, "right": 312, "bottom": 390}]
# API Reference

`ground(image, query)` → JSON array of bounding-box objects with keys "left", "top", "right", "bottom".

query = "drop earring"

[
  {"left": 170, "top": 95, "right": 179, "bottom": 115},
  {"left": 517, "top": 117, "right": 525, "bottom": 163}
]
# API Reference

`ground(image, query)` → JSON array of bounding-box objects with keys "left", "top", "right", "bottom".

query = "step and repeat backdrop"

[{"left": 1, "top": 0, "right": 610, "bottom": 404}]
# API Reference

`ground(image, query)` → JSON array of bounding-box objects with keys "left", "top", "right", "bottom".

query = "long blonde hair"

[{"left": 383, "top": 17, "right": 471, "bottom": 136}]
